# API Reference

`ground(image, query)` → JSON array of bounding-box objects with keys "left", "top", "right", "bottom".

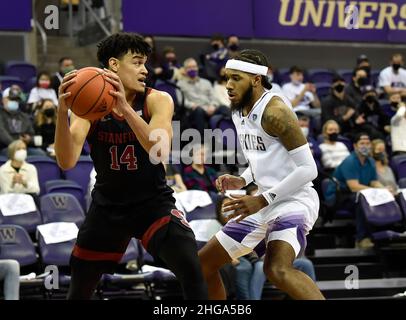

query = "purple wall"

[
  {"left": 123, "top": 0, "right": 253, "bottom": 37},
  {"left": 123, "top": 0, "right": 406, "bottom": 43},
  {"left": 0, "top": 0, "right": 32, "bottom": 31}
]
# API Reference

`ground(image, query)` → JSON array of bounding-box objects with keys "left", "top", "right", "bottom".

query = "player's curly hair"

[
  {"left": 234, "top": 49, "right": 272, "bottom": 90},
  {"left": 97, "top": 32, "right": 152, "bottom": 68}
]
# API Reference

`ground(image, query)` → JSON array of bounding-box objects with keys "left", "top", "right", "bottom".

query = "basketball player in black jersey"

[{"left": 55, "top": 33, "right": 208, "bottom": 299}]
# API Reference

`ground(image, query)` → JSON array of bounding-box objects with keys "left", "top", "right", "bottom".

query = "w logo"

[
  {"left": 50, "top": 196, "right": 68, "bottom": 209},
  {"left": 0, "top": 227, "right": 16, "bottom": 243}
]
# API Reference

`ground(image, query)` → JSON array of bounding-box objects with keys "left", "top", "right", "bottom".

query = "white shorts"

[{"left": 215, "top": 186, "right": 319, "bottom": 259}]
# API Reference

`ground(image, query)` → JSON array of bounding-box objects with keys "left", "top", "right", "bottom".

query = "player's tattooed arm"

[{"left": 261, "top": 97, "right": 307, "bottom": 151}]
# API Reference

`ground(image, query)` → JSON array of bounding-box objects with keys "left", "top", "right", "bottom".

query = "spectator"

[
  {"left": 378, "top": 53, "right": 406, "bottom": 98},
  {"left": 282, "top": 66, "right": 321, "bottom": 117},
  {"left": 356, "top": 54, "right": 372, "bottom": 81},
  {"left": 144, "top": 35, "right": 163, "bottom": 87},
  {"left": 0, "top": 89, "right": 46, "bottom": 156},
  {"left": 204, "top": 33, "right": 229, "bottom": 72},
  {"left": 390, "top": 94, "right": 406, "bottom": 156},
  {"left": 0, "top": 140, "right": 40, "bottom": 195},
  {"left": 372, "top": 139, "right": 398, "bottom": 193},
  {"left": 1, "top": 85, "right": 28, "bottom": 113},
  {"left": 355, "top": 86, "right": 390, "bottom": 140},
  {"left": 345, "top": 67, "right": 369, "bottom": 107},
  {"left": 183, "top": 144, "right": 217, "bottom": 196},
  {"left": 319, "top": 120, "right": 350, "bottom": 173},
  {"left": 34, "top": 99, "right": 57, "bottom": 155},
  {"left": 27, "top": 72, "right": 58, "bottom": 110},
  {"left": 177, "top": 58, "right": 219, "bottom": 136},
  {"left": 321, "top": 76, "right": 356, "bottom": 134},
  {"left": 325, "top": 133, "right": 385, "bottom": 248},
  {"left": 0, "top": 260, "right": 20, "bottom": 300},
  {"left": 297, "top": 113, "right": 321, "bottom": 167},
  {"left": 51, "top": 57, "right": 75, "bottom": 95},
  {"left": 227, "top": 35, "right": 240, "bottom": 58},
  {"left": 159, "top": 46, "right": 183, "bottom": 82},
  {"left": 267, "top": 66, "right": 283, "bottom": 94},
  {"left": 164, "top": 163, "right": 187, "bottom": 193}
]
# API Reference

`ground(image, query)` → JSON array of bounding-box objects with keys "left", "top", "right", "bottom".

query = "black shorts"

[{"left": 70, "top": 194, "right": 195, "bottom": 272}]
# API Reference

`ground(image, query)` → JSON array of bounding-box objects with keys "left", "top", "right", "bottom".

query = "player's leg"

[
  {"left": 262, "top": 215, "right": 324, "bottom": 300},
  {"left": 199, "top": 216, "right": 266, "bottom": 299},
  {"left": 67, "top": 203, "right": 131, "bottom": 299},
  {"left": 142, "top": 210, "right": 208, "bottom": 300}
]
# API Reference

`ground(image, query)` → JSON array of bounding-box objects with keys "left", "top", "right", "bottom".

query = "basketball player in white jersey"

[{"left": 198, "top": 50, "right": 324, "bottom": 300}]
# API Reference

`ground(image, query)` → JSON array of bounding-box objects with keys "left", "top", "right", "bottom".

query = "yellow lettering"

[
  {"left": 300, "top": 0, "right": 326, "bottom": 27},
  {"left": 323, "top": 0, "right": 336, "bottom": 27},
  {"left": 376, "top": 2, "right": 397, "bottom": 30},
  {"left": 358, "top": 2, "right": 378, "bottom": 29},
  {"left": 279, "top": 0, "right": 303, "bottom": 26},
  {"left": 398, "top": 4, "right": 406, "bottom": 30}
]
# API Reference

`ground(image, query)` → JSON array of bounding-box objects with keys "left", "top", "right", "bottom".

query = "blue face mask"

[
  {"left": 7, "top": 100, "right": 19, "bottom": 112},
  {"left": 187, "top": 70, "right": 198, "bottom": 78}
]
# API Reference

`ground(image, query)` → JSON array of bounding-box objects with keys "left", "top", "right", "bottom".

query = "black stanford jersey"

[{"left": 87, "top": 87, "right": 173, "bottom": 206}]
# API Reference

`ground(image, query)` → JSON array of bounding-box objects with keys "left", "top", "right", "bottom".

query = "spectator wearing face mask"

[
  {"left": 390, "top": 94, "right": 406, "bottom": 156},
  {"left": 34, "top": 99, "right": 57, "bottom": 155},
  {"left": 0, "top": 140, "right": 40, "bottom": 195},
  {"left": 378, "top": 53, "right": 406, "bottom": 98},
  {"left": 227, "top": 35, "right": 240, "bottom": 59},
  {"left": 51, "top": 57, "right": 75, "bottom": 95},
  {"left": 297, "top": 113, "right": 321, "bottom": 167},
  {"left": 321, "top": 76, "right": 357, "bottom": 135},
  {"left": 1, "top": 85, "right": 28, "bottom": 113},
  {"left": 355, "top": 86, "right": 390, "bottom": 140},
  {"left": 356, "top": 54, "right": 372, "bottom": 82},
  {"left": 27, "top": 72, "right": 58, "bottom": 110},
  {"left": 0, "top": 88, "right": 46, "bottom": 156},
  {"left": 345, "top": 67, "right": 369, "bottom": 107},
  {"left": 319, "top": 120, "right": 350, "bottom": 173},
  {"left": 372, "top": 139, "right": 398, "bottom": 194},
  {"left": 159, "top": 46, "right": 183, "bottom": 82}
]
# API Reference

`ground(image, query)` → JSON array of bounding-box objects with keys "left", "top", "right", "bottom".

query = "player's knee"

[{"left": 264, "top": 262, "right": 290, "bottom": 286}]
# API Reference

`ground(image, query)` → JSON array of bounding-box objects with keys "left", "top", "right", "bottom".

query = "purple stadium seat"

[
  {"left": 0, "top": 224, "right": 37, "bottom": 266},
  {"left": 38, "top": 233, "right": 75, "bottom": 266},
  {"left": 186, "top": 202, "right": 216, "bottom": 221},
  {"left": 315, "top": 82, "right": 332, "bottom": 100},
  {"left": 0, "top": 76, "right": 25, "bottom": 91},
  {"left": 5, "top": 61, "right": 37, "bottom": 84},
  {"left": 337, "top": 69, "right": 353, "bottom": 84},
  {"left": 398, "top": 178, "right": 406, "bottom": 189},
  {"left": 358, "top": 193, "right": 405, "bottom": 242},
  {"left": 40, "top": 193, "right": 85, "bottom": 227},
  {"left": 276, "top": 68, "right": 290, "bottom": 85},
  {"left": 391, "top": 155, "right": 406, "bottom": 180},
  {"left": 27, "top": 156, "right": 62, "bottom": 196},
  {"left": 0, "top": 156, "right": 8, "bottom": 166},
  {"left": 64, "top": 156, "right": 94, "bottom": 196},
  {"left": 44, "top": 179, "right": 81, "bottom": 194},
  {"left": 0, "top": 202, "right": 42, "bottom": 233},
  {"left": 24, "top": 76, "right": 37, "bottom": 92},
  {"left": 308, "top": 69, "right": 335, "bottom": 83}
]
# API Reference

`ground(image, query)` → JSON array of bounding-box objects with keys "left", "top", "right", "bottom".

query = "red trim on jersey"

[
  {"left": 72, "top": 245, "right": 124, "bottom": 262},
  {"left": 141, "top": 215, "right": 171, "bottom": 249}
]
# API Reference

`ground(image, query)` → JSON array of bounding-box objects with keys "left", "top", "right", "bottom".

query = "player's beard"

[{"left": 230, "top": 84, "right": 253, "bottom": 113}]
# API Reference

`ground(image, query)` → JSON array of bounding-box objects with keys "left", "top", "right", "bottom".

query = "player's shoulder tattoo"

[{"left": 261, "top": 97, "right": 296, "bottom": 137}]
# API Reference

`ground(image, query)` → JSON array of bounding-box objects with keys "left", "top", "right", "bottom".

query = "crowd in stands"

[{"left": 1, "top": 33, "right": 406, "bottom": 299}]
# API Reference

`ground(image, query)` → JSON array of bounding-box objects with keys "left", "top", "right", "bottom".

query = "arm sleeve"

[
  {"left": 240, "top": 167, "right": 253, "bottom": 186},
  {"left": 264, "top": 144, "right": 318, "bottom": 202}
]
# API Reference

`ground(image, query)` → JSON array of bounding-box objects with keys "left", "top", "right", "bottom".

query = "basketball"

[{"left": 64, "top": 67, "right": 116, "bottom": 121}]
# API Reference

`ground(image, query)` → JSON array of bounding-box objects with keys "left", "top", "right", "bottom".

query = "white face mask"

[
  {"left": 14, "top": 149, "right": 27, "bottom": 162},
  {"left": 301, "top": 127, "right": 309, "bottom": 137}
]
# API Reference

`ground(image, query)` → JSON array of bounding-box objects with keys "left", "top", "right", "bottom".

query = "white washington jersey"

[{"left": 232, "top": 90, "right": 313, "bottom": 193}]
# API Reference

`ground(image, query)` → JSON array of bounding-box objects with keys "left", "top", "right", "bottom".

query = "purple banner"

[
  {"left": 254, "top": 0, "right": 406, "bottom": 43},
  {"left": 122, "top": 0, "right": 406, "bottom": 43},
  {"left": 0, "top": 0, "right": 32, "bottom": 31},
  {"left": 122, "top": 0, "right": 253, "bottom": 37}
]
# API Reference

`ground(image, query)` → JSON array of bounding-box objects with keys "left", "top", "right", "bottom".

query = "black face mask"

[
  {"left": 212, "top": 44, "right": 220, "bottom": 51},
  {"left": 365, "top": 95, "right": 376, "bottom": 104},
  {"left": 328, "top": 132, "right": 338, "bottom": 141},
  {"left": 392, "top": 63, "right": 401, "bottom": 71},
  {"left": 228, "top": 44, "right": 239, "bottom": 51},
  {"left": 360, "top": 66, "right": 371, "bottom": 75},
  {"left": 333, "top": 84, "right": 345, "bottom": 93},
  {"left": 373, "top": 152, "right": 385, "bottom": 162},
  {"left": 357, "top": 77, "right": 368, "bottom": 86},
  {"left": 44, "top": 108, "right": 55, "bottom": 117}
]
